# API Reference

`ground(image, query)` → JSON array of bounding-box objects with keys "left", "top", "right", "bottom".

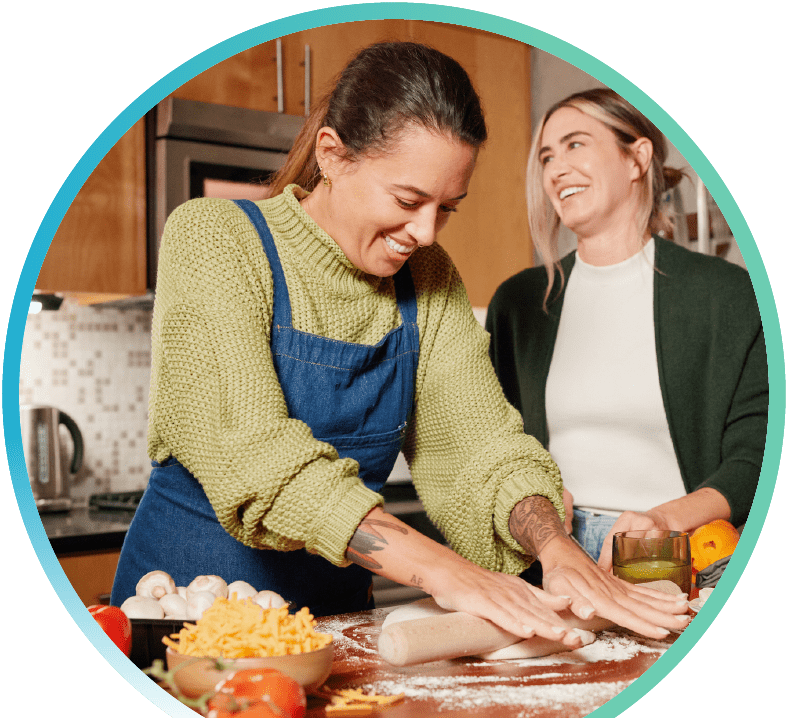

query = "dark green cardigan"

[{"left": 486, "top": 237, "right": 767, "bottom": 527}]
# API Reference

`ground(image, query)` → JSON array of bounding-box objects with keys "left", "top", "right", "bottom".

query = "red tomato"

[
  {"left": 87, "top": 605, "right": 132, "bottom": 657},
  {"left": 207, "top": 668, "right": 306, "bottom": 718}
]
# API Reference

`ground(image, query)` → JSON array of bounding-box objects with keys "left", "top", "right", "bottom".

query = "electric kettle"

[{"left": 20, "top": 405, "right": 84, "bottom": 512}]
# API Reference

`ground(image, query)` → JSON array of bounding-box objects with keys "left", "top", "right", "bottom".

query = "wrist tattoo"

[
  {"left": 410, "top": 575, "right": 424, "bottom": 588},
  {"left": 509, "top": 495, "right": 564, "bottom": 559},
  {"left": 347, "top": 518, "right": 407, "bottom": 571}
]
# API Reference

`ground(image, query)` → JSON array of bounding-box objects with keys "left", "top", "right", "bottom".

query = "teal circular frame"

[{"left": 3, "top": 4, "right": 783, "bottom": 717}]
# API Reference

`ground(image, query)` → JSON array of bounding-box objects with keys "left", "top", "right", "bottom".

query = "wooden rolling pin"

[
  {"left": 378, "top": 611, "right": 522, "bottom": 666},
  {"left": 377, "top": 608, "right": 615, "bottom": 667}
]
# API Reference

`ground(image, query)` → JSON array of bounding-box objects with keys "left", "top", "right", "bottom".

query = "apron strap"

[{"left": 233, "top": 199, "right": 293, "bottom": 328}]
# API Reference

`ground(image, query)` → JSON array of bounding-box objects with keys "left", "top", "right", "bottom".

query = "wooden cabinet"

[
  {"left": 58, "top": 549, "right": 121, "bottom": 606},
  {"left": 36, "top": 119, "right": 147, "bottom": 298},
  {"left": 38, "top": 21, "right": 532, "bottom": 307}
]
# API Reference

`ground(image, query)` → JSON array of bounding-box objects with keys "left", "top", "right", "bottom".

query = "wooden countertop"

[{"left": 307, "top": 608, "right": 680, "bottom": 718}]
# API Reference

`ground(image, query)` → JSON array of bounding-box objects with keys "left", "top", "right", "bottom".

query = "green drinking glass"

[{"left": 612, "top": 530, "right": 691, "bottom": 596}]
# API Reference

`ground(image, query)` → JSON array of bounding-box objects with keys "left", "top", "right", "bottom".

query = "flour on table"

[{"left": 363, "top": 675, "right": 635, "bottom": 716}]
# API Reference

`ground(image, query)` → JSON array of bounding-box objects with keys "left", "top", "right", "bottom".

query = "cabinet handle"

[
  {"left": 304, "top": 44, "right": 311, "bottom": 116},
  {"left": 276, "top": 38, "right": 284, "bottom": 113}
]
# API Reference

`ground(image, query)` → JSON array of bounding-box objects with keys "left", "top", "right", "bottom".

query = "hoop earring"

[{"left": 319, "top": 166, "right": 332, "bottom": 188}]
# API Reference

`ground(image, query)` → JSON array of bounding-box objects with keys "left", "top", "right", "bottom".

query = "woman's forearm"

[
  {"left": 508, "top": 494, "right": 568, "bottom": 563},
  {"left": 346, "top": 507, "right": 468, "bottom": 595}
]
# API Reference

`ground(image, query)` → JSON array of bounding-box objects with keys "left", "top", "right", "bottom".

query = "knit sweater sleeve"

[
  {"left": 147, "top": 198, "right": 382, "bottom": 566},
  {"left": 403, "top": 245, "right": 565, "bottom": 575}
]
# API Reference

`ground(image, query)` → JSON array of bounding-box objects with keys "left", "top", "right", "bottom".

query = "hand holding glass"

[{"left": 612, "top": 530, "right": 691, "bottom": 596}]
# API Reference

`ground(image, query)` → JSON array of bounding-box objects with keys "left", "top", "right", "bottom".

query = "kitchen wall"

[{"left": 19, "top": 302, "right": 152, "bottom": 500}]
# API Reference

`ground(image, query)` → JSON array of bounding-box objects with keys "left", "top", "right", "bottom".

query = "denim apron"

[{"left": 111, "top": 200, "right": 419, "bottom": 616}]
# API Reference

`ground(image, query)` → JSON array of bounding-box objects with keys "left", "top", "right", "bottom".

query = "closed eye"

[{"left": 397, "top": 197, "right": 459, "bottom": 214}]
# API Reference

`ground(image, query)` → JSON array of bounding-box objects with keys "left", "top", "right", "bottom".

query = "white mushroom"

[
  {"left": 226, "top": 580, "right": 258, "bottom": 601},
  {"left": 120, "top": 595, "right": 165, "bottom": 620},
  {"left": 159, "top": 593, "right": 189, "bottom": 619},
  {"left": 135, "top": 570, "right": 176, "bottom": 599},
  {"left": 186, "top": 590, "right": 217, "bottom": 620},
  {"left": 186, "top": 575, "right": 229, "bottom": 600},
  {"left": 176, "top": 586, "right": 188, "bottom": 599},
  {"left": 253, "top": 590, "right": 288, "bottom": 609}
]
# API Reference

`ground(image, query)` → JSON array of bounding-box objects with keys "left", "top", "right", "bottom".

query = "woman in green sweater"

[
  {"left": 112, "top": 44, "right": 688, "bottom": 641},
  {"left": 487, "top": 88, "right": 767, "bottom": 572}
]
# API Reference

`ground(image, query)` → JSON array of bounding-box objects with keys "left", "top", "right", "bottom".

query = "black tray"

[{"left": 130, "top": 618, "right": 185, "bottom": 669}]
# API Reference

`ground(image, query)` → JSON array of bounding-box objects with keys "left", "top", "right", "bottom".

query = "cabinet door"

[
  {"left": 285, "top": 21, "right": 533, "bottom": 307},
  {"left": 406, "top": 23, "right": 533, "bottom": 307},
  {"left": 171, "top": 41, "right": 281, "bottom": 112},
  {"left": 58, "top": 549, "right": 121, "bottom": 606},
  {"left": 36, "top": 119, "right": 147, "bottom": 296}
]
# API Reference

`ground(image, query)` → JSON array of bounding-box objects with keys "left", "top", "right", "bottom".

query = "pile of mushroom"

[{"left": 118, "top": 571, "right": 288, "bottom": 621}]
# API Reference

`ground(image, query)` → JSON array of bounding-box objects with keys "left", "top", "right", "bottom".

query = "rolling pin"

[
  {"left": 377, "top": 609, "right": 615, "bottom": 667},
  {"left": 378, "top": 611, "right": 522, "bottom": 666}
]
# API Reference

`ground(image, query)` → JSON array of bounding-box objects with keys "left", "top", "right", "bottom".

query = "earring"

[{"left": 319, "top": 166, "right": 332, "bottom": 188}]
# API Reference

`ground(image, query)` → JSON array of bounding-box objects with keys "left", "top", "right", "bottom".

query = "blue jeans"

[{"left": 572, "top": 508, "right": 619, "bottom": 563}]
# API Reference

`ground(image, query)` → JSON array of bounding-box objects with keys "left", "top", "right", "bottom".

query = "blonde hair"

[{"left": 526, "top": 88, "right": 684, "bottom": 307}]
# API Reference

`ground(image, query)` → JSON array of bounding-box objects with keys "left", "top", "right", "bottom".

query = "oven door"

[{"left": 152, "top": 138, "right": 289, "bottom": 288}]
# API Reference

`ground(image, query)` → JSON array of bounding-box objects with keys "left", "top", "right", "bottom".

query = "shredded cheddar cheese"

[
  {"left": 162, "top": 596, "right": 332, "bottom": 658},
  {"left": 314, "top": 686, "right": 405, "bottom": 714}
]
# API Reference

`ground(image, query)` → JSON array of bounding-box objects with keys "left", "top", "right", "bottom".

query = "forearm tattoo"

[
  {"left": 347, "top": 518, "right": 408, "bottom": 571},
  {"left": 509, "top": 495, "right": 565, "bottom": 559}
]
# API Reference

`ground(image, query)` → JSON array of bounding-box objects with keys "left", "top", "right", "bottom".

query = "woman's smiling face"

[
  {"left": 538, "top": 107, "right": 644, "bottom": 239},
  {"left": 312, "top": 124, "right": 477, "bottom": 277}
]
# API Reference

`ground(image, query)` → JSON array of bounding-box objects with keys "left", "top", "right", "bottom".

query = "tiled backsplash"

[
  {"left": 19, "top": 301, "right": 153, "bottom": 500},
  {"left": 18, "top": 302, "right": 490, "bottom": 500}
]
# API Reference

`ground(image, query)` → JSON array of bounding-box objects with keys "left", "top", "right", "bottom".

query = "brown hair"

[
  {"left": 526, "top": 88, "right": 685, "bottom": 306},
  {"left": 267, "top": 41, "right": 487, "bottom": 195}
]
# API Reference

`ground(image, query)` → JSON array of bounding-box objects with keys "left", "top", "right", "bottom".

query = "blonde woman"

[{"left": 487, "top": 88, "right": 766, "bottom": 572}]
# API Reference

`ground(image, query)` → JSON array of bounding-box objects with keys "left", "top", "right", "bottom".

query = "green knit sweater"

[{"left": 148, "top": 185, "right": 563, "bottom": 574}]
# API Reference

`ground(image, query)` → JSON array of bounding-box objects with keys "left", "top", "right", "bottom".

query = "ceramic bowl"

[{"left": 165, "top": 640, "right": 334, "bottom": 698}]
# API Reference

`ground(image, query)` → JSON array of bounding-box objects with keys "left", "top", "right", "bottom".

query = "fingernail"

[
  {"left": 674, "top": 599, "right": 689, "bottom": 608},
  {"left": 522, "top": 625, "right": 535, "bottom": 636},
  {"left": 655, "top": 627, "right": 670, "bottom": 637},
  {"left": 557, "top": 595, "right": 572, "bottom": 600},
  {"left": 578, "top": 606, "right": 594, "bottom": 620},
  {"left": 678, "top": 614, "right": 691, "bottom": 623},
  {"left": 551, "top": 626, "right": 567, "bottom": 637}
]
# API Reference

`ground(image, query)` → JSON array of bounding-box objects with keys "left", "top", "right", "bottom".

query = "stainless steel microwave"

[{"left": 150, "top": 97, "right": 305, "bottom": 289}]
